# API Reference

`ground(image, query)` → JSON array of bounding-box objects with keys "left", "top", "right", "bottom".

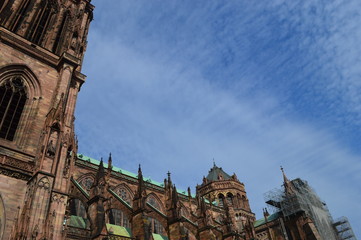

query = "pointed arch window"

[
  {"left": 113, "top": 184, "right": 133, "bottom": 207},
  {"left": 147, "top": 195, "right": 162, "bottom": 212},
  {"left": 0, "top": 77, "right": 27, "bottom": 141},
  {"left": 78, "top": 176, "right": 94, "bottom": 192},
  {"left": 27, "top": 0, "right": 57, "bottom": 45},
  {"left": 218, "top": 193, "right": 225, "bottom": 208},
  {"left": 226, "top": 192, "right": 233, "bottom": 206}
]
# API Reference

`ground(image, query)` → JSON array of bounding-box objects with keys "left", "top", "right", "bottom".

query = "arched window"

[
  {"left": 218, "top": 193, "right": 225, "bottom": 208},
  {"left": 145, "top": 195, "right": 165, "bottom": 234},
  {"left": 78, "top": 176, "right": 94, "bottom": 192},
  {"left": 0, "top": 77, "right": 27, "bottom": 141},
  {"left": 114, "top": 185, "right": 133, "bottom": 206},
  {"left": 146, "top": 195, "right": 163, "bottom": 212},
  {"left": 226, "top": 193, "right": 233, "bottom": 206},
  {"left": 108, "top": 209, "right": 130, "bottom": 228}
]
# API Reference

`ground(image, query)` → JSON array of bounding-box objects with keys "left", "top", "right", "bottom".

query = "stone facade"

[{"left": 0, "top": 1, "right": 339, "bottom": 239}]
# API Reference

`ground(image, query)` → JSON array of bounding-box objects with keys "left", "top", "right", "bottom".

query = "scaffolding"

[
  {"left": 264, "top": 178, "right": 338, "bottom": 240},
  {"left": 333, "top": 217, "right": 357, "bottom": 240}
]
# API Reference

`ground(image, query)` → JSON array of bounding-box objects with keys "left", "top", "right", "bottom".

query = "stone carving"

[
  {"left": 0, "top": 168, "right": 31, "bottom": 181},
  {"left": 46, "top": 140, "right": 56, "bottom": 157},
  {"left": 3, "top": 156, "right": 35, "bottom": 172},
  {"left": 52, "top": 193, "right": 65, "bottom": 204}
]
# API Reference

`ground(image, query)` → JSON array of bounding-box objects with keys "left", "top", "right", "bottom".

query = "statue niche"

[{"left": 46, "top": 123, "right": 60, "bottom": 157}]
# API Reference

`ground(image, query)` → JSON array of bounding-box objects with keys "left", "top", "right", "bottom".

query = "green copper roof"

[
  {"left": 152, "top": 233, "right": 169, "bottom": 240},
  {"left": 106, "top": 223, "right": 132, "bottom": 237},
  {"left": 206, "top": 164, "right": 231, "bottom": 181},
  {"left": 68, "top": 215, "right": 87, "bottom": 229},
  {"left": 254, "top": 212, "right": 280, "bottom": 228},
  {"left": 77, "top": 153, "right": 190, "bottom": 197}
]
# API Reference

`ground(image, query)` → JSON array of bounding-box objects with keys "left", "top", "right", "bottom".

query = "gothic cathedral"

[{"left": 0, "top": 1, "right": 344, "bottom": 240}]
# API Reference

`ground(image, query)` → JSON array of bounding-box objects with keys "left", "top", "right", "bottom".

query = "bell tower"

[{"left": 0, "top": 0, "right": 94, "bottom": 239}]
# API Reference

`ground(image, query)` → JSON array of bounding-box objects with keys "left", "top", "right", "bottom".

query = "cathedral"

[{"left": 0, "top": 0, "right": 349, "bottom": 239}]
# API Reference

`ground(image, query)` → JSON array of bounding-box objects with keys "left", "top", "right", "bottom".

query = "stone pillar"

[
  {"left": 131, "top": 212, "right": 150, "bottom": 240},
  {"left": 198, "top": 227, "right": 217, "bottom": 240}
]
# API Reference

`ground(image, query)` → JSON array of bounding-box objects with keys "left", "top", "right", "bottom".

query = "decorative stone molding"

[{"left": 0, "top": 167, "right": 31, "bottom": 180}]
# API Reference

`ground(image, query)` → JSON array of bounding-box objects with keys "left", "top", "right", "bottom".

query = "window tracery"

[
  {"left": 147, "top": 195, "right": 162, "bottom": 211},
  {"left": 27, "top": 0, "right": 58, "bottom": 45},
  {"left": 78, "top": 176, "right": 94, "bottom": 191},
  {"left": 0, "top": 77, "right": 27, "bottom": 141},
  {"left": 114, "top": 185, "right": 133, "bottom": 206}
]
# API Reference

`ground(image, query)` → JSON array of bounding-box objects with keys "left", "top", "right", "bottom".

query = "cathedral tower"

[
  {"left": 197, "top": 163, "right": 256, "bottom": 238},
  {"left": 0, "top": 0, "right": 94, "bottom": 239}
]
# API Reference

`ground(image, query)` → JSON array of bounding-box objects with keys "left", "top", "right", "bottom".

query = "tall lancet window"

[
  {"left": 10, "top": 0, "right": 32, "bottom": 32},
  {"left": 0, "top": 77, "right": 27, "bottom": 141},
  {"left": 52, "top": 10, "right": 70, "bottom": 54},
  {"left": 27, "top": 0, "right": 56, "bottom": 45}
]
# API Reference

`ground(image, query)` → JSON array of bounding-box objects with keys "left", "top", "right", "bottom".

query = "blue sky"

[{"left": 76, "top": 0, "right": 361, "bottom": 237}]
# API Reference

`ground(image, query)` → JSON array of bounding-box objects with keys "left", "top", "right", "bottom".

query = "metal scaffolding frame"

[
  {"left": 333, "top": 216, "right": 357, "bottom": 240},
  {"left": 264, "top": 178, "right": 338, "bottom": 240}
]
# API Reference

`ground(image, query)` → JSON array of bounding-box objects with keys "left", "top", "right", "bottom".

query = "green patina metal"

[
  {"left": 77, "top": 153, "right": 191, "bottom": 197},
  {"left": 106, "top": 223, "right": 132, "bottom": 237},
  {"left": 68, "top": 215, "right": 88, "bottom": 229},
  {"left": 253, "top": 212, "right": 280, "bottom": 228},
  {"left": 152, "top": 233, "right": 169, "bottom": 240},
  {"left": 206, "top": 164, "right": 231, "bottom": 181}
]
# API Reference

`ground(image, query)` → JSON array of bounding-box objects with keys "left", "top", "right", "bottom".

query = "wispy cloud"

[{"left": 76, "top": 0, "right": 361, "bottom": 237}]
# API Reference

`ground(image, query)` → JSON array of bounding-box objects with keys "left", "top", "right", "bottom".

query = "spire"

[
  {"left": 167, "top": 171, "right": 172, "bottom": 183},
  {"left": 108, "top": 153, "right": 112, "bottom": 169},
  {"left": 172, "top": 184, "right": 179, "bottom": 207},
  {"left": 133, "top": 164, "right": 147, "bottom": 211},
  {"left": 281, "top": 166, "right": 289, "bottom": 183},
  {"left": 138, "top": 164, "right": 142, "bottom": 178},
  {"left": 93, "top": 158, "right": 105, "bottom": 186},
  {"left": 89, "top": 158, "right": 107, "bottom": 197},
  {"left": 135, "top": 164, "right": 146, "bottom": 198},
  {"left": 281, "top": 166, "right": 294, "bottom": 195}
]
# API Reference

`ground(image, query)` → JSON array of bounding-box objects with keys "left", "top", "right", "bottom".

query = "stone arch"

[
  {"left": 0, "top": 64, "right": 42, "bottom": 97},
  {"left": 180, "top": 203, "right": 190, "bottom": 218},
  {"left": 0, "top": 65, "right": 41, "bottom": 146},
  {"left": 146, "top": 193, "right": 164, "bottom": 213},
  {"left": 218, "top": 193, "right": 225, "bottom": 208},
  {"left": 112, "top": 183, "right": 134, "bottom": 206},
  {"left": 226, "top": 192, "right": 234, "bottom": 206},
  {"left": 37, "top": 176, "right": 50, "bottom": 191},
  {"left": 0, "top": 194, "right": 5, "bottom": 240},
  {"left": 77, "top": 173, "right": 95, "bottom": 192},
  {"left": 145, "top": 194, "right": 167, "bottom": 234}
]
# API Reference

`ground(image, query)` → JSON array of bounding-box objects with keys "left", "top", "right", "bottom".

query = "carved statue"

[{"left": 46, "top": 140, "right": 56, "bottom": 157}]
